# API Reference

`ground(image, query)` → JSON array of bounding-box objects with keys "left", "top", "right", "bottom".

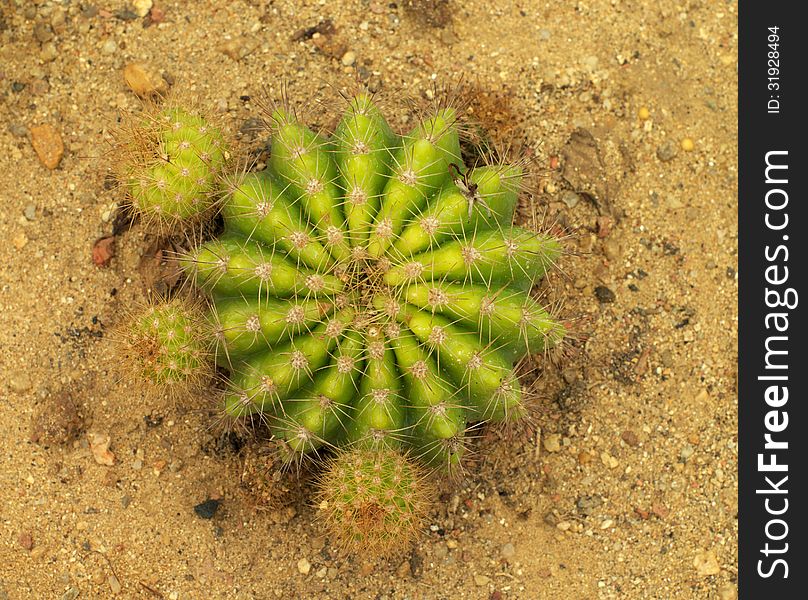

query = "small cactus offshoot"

[
  {"left": 316, "top": 446, "right": 432, "bottom": 555},
  {"left": 115, "top": 101, "right": 228, "bottom": 229},
  {"left": 115, "top": 299, "right": 212, "bottom": 399}
]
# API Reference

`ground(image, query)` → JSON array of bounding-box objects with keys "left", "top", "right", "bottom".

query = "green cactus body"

[
  {"left": 333, "top": 93, "right": 398, "bottom": 246},
  {"left": 268, "top": 110, "right": 351, "bottom": 262},
  {"left": 366, "top": 108, "right": 462, "bottom": 258},
  {"left": 127, "top": 106, "right": 227, "bottom": 226},
  {"left": 393, "top": 164, "right": 522, "bottom": 256},
  {"left": 183, "top": 94, "right": 564, "bottom": 469}
]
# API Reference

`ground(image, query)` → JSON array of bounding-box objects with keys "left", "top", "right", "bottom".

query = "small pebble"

[
  {"left": 101, "top": 39, "right": 118, "bottom": 55},
  {"left": 666, "top": 195, "right": 685, "bottom": 209},
  {"left": 500, "top": 543, "right": 515, "bottom": 559},
  {"left": 193, "top": 498, "right": 221, "bottom": 519},
  {"left": 474, "top": 574, "right": 491, "bottom": 586},
  {"left": 8, "top": 123, "right": 28, "bottom": 138},
  {"left": 395, "top": 560, "right": 411, "bottom": 578},
  {"left": 13, "top": 232, "right": 28, "bottom": 250},
  {"left": 582, "top": 55, "right": 598, "bottom": 70},
  {"left": 680, "top": 444, "right": 695, "bottom": 462},
  {"left": 576, "top": 495, "right": 602, "bottom": 516},
  {"left": 34, "top": 22, "right": 54, "bottom": 43},
  {"left": 123, "top": 63, "right": 167, "bottom": 97},
  {"left": 18, "top": 531, "right": 34, "bottom": 551},
  {"left": 341, "top": 51, "right": 356, "bottom": 66},
  {"left": 693, "top": 550, "right": 720, "bottom": 576},
  {"left": 638, "top": 106, "right": 650, "bottom": 120},
  {"left": 108, "top": 575, "right": 122, "bottom": 594},
  {"left": 651, "top": 503, "right": 670, "bottom": 519},
  {"left": 133, "top": 0, "right": 153, "bottom": 17},
  {"left": 8, "top": 371, "right": 32, "bottom": 393},
  {"left": 30, "top": 123, "right": 64, "bottom": 170},
  {"left": 594, "top": 286, "right": 616, "bottom": 304},
  {"left": 88, "top": 433, "right": 115, "bottom": 466},
  {"left": 297, "top": 557, "right": 311, "bottom": 575},
  {"left": 602, "top": 239, "right": 621, "bottom": 261},
  {"left": 621, "top": 430, "right": 640, "bottom": 447},
  {"left": 600, "top": 452, "right": 619, "bottom": 469},
  {"left": 40, "top": 43, "right": 58, "bottom": 62},
  {"left": 656, "top": 140, "right": 678, "bottom": 162},
  {"left": 24, "top": 205, "right": 36, "bottom": 221},
  {"left": 681, "top": 137, "right": 695, "bottom": 152},
  {"left": 560, "top": 190, "right": 580, "bottom": 209},
  {"left": 220, "top": 38, "right": 246, "bottom": 60},
  {"left": 60, "top": 588, "right": 80, "bottom": 600},
  {"left": 543, "top": 433, "right": 561, "bottom": 453}
]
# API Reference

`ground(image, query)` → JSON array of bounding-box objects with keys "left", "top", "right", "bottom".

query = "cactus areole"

[{"left": 178, "top": 93, "right": 565, "bottom": 470}]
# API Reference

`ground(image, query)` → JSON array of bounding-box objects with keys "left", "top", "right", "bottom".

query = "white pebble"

[
  {"left": 101, "top": 39, "right": 118, "bottom": 55},
  {"left": 297, "top": 557, "right": 311, "bottom": 575}
]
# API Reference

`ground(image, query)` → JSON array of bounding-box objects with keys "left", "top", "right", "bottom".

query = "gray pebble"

[
  {"left": 239, "top": 117, "right": 264, "bottom": 139},
  {"left": 194, "top": 498, "right": 221, "bottom": 519},
  {"left": 539, "top": 29, "right": 551, "bottom": 40},
  {"left": 24, "top": 204, "right": 36, "bottom": 221},
  {"left": 666, "top": 195, "right": 685, "bottom": 209},
  {"left": 656, "top": 140, "right": 678, "bottom": 162},
  {"left": 8, "top": 123, "right": 28, "bottom": 138},
  {"left": 59, "top": 588, "right": 80, "bottom": 600},
  {"left": 34, "top": 22, "right": 54, "bottom": 43},
  {"left": 561, "top": 190, "right": 580, "bottom": 209},
  {"left": 576, "top": 495, "right": 603, "bottom": 516},
  {"left": 501, "top": 542, "right": 515, "bottom": 559},
  {"left": 680, "top": 444, "right": 694, "bottom": 462}
]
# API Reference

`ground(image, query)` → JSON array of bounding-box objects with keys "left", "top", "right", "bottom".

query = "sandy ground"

[{"left": 0, "top": 1, "right": 738, "bottom": 598}]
